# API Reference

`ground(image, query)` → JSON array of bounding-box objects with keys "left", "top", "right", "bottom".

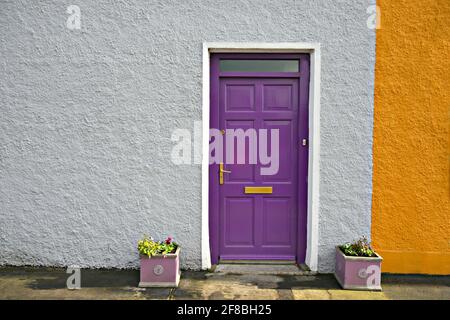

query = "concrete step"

[
  {"left": 220, "top": 260, "right": 296, "bottom": 265},
  {"left": 213, "top": 264, "right": 316, "bottom": 276}
]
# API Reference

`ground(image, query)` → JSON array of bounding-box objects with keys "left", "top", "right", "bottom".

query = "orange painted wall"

[{"left": 372, "top": 0, "right": 450, "bottom": 274}]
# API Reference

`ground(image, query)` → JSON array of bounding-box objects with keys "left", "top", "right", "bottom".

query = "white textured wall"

[{"left": 0, "top": 0, "right": 375, "bottom": 272}]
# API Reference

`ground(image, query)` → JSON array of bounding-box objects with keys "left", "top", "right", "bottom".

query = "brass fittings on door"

[{"left": 219, "top": 163, "right": 231, "bottom": 185}]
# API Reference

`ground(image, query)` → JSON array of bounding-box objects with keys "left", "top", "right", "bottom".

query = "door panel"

[
  {"left": 261, "top": 120, "right": 294, "bottom": 183},
  {"left": 263, "top": 84, "right": 295, "bottom": 111},
  {"left": 225, "top": 84, "right": 256, "bottom": 111},
  {"left": 224, "top": 197, "right": 255, "bottom": 246},
  {"left": 262, "top": 197, "right": 292, "bottom": 246},
  {"left": 224, "top": 120, "right": 255, "bottom": 183}
]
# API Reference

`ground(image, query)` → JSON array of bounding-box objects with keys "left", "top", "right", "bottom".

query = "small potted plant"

[
  {"left": 335, "top": 236, "right": 383, "bottom": 291},
  {"left": 137, "top": 235, "right": 180, "bottom": 288}
]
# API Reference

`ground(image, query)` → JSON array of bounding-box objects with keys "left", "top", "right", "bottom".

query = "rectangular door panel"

[
  {"left": 223, "top": 197, "right": 255, "bottom": 248},
  {"left": 260, "top": 120, "right": 294, "bottom": 183},
  {"left": 263, "top": 84, "right": 293, "bottom": 111},
  {"left": 262, "top": 197, "right": 294, "bottom": 247},
  {"left": 225, "top": 84, "right": 256, "bottom": 111},
  {"left": 224, "top": 120, "right": 255, "bottom": 183}
]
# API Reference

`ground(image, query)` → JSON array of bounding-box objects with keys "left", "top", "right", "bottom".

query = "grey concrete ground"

[{"left": 0, "top": 267, "right": 448, "bottom": 300}]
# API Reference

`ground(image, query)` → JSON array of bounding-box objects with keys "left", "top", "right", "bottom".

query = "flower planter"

[
  {"left": 138, "top": 247, "right": 181, "bottom": 288},
  {"left": 335, "top": 246, "right": 383, "bottom": 291}
]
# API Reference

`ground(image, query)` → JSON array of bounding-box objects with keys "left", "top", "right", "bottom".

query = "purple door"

[{"left": 210, "top": 54, "right": 310, "bottom": 263}]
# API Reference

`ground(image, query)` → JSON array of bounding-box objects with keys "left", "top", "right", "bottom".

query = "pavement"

[{"left": 0, "top": 266, "right": 448, "bottom": 300}]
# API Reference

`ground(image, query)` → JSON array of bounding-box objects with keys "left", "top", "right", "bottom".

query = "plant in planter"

[
  {"left": 137, "top": 235, "right": 180, "bottom": 288},
  {"left": 335, "top": 236, "right": 383, "bottom": 291}
]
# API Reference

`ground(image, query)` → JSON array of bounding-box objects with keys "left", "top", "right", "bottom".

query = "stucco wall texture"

[
  {"left": 372, "top": 0, "right": 450, "bottom": 274},
  {"left": 0, "top": 0, "right": 375, "bottom": 272}
]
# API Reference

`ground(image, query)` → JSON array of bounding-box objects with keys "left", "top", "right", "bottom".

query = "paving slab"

[
  {"left": 327, "top": 290, "right": 388, "bottom": 300},
  {"left": 381, "top": 275, "right": 450, "bottom": 300},
  {"left": 292, "top": 289, "right": 331, "bottom": 300},
  {"left": 0, "top": 266, "right": 171, "bottom": 300},
  {"left": 173, "top": 272, "right": 281, "bottom": 300}
]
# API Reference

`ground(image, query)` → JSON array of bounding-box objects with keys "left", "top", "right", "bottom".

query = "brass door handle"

[{"left": 219, "top": 163, "right": 231, "bottom": 185}]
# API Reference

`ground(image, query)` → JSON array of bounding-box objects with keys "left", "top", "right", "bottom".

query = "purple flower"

[{"left": 165, "top": 237, "right": 172, "bottom": 244}]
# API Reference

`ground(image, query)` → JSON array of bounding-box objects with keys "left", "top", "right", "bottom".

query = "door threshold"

[
  {"left": 212, "top": 263, "right": 315, "bottom": 276},
  {"left": 219, "top": 260, "right": 296, "bottom": 265}
]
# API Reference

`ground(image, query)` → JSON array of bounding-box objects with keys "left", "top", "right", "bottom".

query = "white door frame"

[{"left": 201, "top": 42, "right": 321, "bottom": 271}]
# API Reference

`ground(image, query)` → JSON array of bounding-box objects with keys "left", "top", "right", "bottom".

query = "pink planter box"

[
  {"left": 335, "top": 246, "right": 383, "bottom": 291},
  {"left": 138, "top": 247, "right": 180, "bottom": 288}
]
